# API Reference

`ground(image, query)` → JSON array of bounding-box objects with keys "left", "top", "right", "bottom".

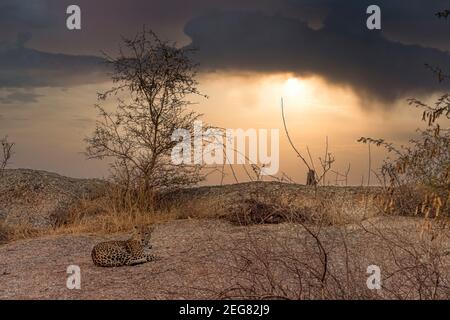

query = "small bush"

[
  {"left": 224, "top": 184, "right": 331, "bottom": 226},
  {"left": 227, "top": 197, "right": 313, "bottom": 225},
  {"left": 360, "top": 94, "right": 450, "bottom": 218}
]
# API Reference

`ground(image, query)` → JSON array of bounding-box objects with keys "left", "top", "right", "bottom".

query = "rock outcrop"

[{"left": 0, "top": 169, "right": 106, "bottom": 229}]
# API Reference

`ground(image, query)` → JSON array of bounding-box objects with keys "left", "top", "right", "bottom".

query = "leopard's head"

[{"left": 133, "top": 225, "right": 155, "bottom": 247}]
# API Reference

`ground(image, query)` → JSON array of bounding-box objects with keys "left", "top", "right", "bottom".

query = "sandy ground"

[{"left": 1, "top": 217, "right": 449, "bottom": 300}]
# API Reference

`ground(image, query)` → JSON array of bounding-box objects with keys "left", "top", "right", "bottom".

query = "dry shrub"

[
  {"left": 212, "top": 223, "right": 374, "bottom": 300},
  {"left": 212, "top": 217, "right": 450, "bottom": 300},
  {"left": 98, "top": 181, "right": 160, "bottom": 216},
  {"left": 0, "top": 223, "right": 10, "bottom": 244},
  {"left": 0, "top": 180, "right": 223, "bottom": 243},
  {"left": 362, "top": 218, "right": 450, "bottom": 299},
  {"left": 227, "top": 197, "right": 312, "bottom": 226},
  {"left": 360, "top": 94, "right": 450, "bottom": 218},
  {"left": 0, "top": 184, "right": 175, "bottom": 243},
  {"left": 159, "top": 197, "right": 218, "bottom": 220},
  {"left": 222, "top": 184, "right": 377, "bottom": 226},
  {"left": 0, "top": 221, "right": 41, "bottom": 244},
  {"left": 226, "top": 193, "right": 315, "bottom": 226},
  {"left": 378, "top": 184, "right": 448, "bottom": 219},
  {"left": 50, "top": 188, "right": 176, "bottom": 236}
]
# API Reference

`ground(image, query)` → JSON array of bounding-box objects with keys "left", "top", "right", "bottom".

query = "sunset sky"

[{"left": 1, "top": 0, "right": 449, "bottom": 185}]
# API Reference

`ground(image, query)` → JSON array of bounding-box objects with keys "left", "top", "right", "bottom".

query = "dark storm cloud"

[
  {"left": 1, "top": 0, "right": 285, "bottom": 55},
  {"left": 0, "top": 35, "right": 108, "bottom": 89},
  {"left": 289, "top": 0, "right": 450, "bottom": 50},
  {"left": 0, "top": 0, "right": 59, "bottom": 45},
  {"left": 0, "top": 0, "right": 52, "bottom": 29},
  {"left": 185, "top": 9, "right": 450, "bottom": 103},
  {"left": 0, "top": 0, "right": 107, "bottom": 91},
  {"left": 1, "top": 0, "right": 450, "bottom": 103},
  {"left": 0, "top": 0, "right": 276, "bottom": 90}
]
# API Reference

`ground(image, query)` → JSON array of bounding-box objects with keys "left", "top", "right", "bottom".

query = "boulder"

[{"left": 0, "top": 169, "right": 107, "bottom": 229}]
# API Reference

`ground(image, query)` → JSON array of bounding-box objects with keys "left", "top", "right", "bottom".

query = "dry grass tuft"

[
  {"left": 1, "top": 185, "right": 183, "bottom": 242},
  {"left": 0, "top": 221, "right": 41, "bottom": 244},
  {"left": 0, "top": 181, "right": 382, "bottom": 244},
  {"left": 49, "top": 189, "right": 182, "bottom": 236}
]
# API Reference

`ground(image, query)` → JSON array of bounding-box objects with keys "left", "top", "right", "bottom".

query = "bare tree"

[
  {"left": 0, "top": 135, "right": 14, "bottom": 175},
  {"left": 86, "top": 29, "right": 206, "bottom": 196}
]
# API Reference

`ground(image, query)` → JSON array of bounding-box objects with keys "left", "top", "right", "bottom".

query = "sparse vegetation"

[
  {"left": 86, "top": 29, "right": 207, "bottom": 211},
  {"left": 281, "top": 99, "right": 348, "bottom": 187},
  {"left": 359, "top": 82, "right": 449, "bottom": 218},
  {"left": 224, "top": 183, "right": 373, "bottom": 226},
  {"left": 208, "top": 217, "right": 450, "bottom": 300},
  {"left": 0, "top": 135, "right": 14, "bottom": 175}
]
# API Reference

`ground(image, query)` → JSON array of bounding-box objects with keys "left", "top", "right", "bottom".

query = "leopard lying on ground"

[{"left": 91, "top": 225, "right": 157, "bottom": 267}]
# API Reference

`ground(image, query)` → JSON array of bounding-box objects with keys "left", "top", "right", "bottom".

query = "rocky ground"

[
  {"left": 0, "top": 169, "right": 106, "bottom": 230},
  {"left": 1, "top": 169, "right": 449, "bottom": 300},
  {"left": 1, "top": 217, "right": 449, "bottom": 300}
]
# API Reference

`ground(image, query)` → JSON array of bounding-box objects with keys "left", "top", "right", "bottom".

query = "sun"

[{"left": 283, "top": 77, "right": 303, "bottom": 97}]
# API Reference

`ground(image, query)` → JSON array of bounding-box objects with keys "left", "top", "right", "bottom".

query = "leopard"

[{"left": 91, "top": 225, "right": 156, "bottom": 267}]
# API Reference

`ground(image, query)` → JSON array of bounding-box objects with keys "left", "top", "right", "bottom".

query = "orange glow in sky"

[{"left": 0, "top": 71, "right": 426, "bottom": 185}]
